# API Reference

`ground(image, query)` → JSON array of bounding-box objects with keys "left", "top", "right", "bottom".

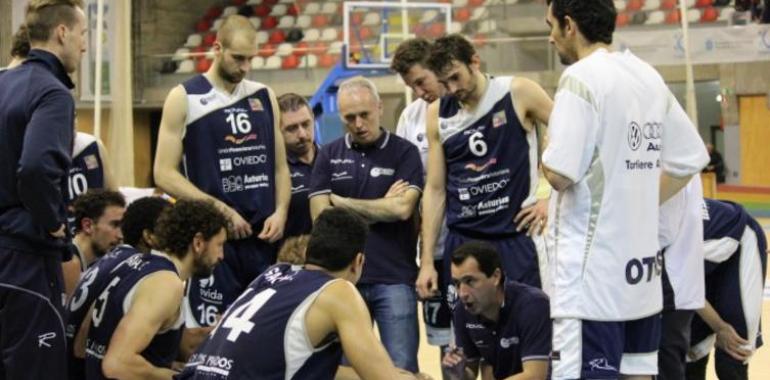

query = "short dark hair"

[
  {"left": 546, "top": 0, "right": 616, "bottom": 45},
  {"left": 11, "top": 25, "right": 30, "bottom": 59},
  {"left": 390, "top": 37, "right": 432, "bottom": 77},
  {"left": 305, "top": 208, "right": 368, "bottom": 271},
  {"left": 25, "top": 0, "right": 84, "bottom": 43},
  {"left": 121, "top": 197, "right": 172, "bottom": 247},
  {"left": 277, "top": 93, "right": 311, "bottom": 114},
  {"left": 426, "top": 34, "right": 476, "bottom": 76},
  {"left": 72, "top": 190, "right": 127, "bottom": 233},
  {"left": 451, "top": 241, "right": 503, "bottom": 280},
  {"left": 154, "top": 199, "right": 228, "bottom": 258}
]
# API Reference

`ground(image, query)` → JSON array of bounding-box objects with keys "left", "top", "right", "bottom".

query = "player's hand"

[
  {"left": 385, "top": 180, "right": 409, "bottom": 198},
  {"left": 50, "top": 224, "right": 66, "bottom": 239},
  {"left": 258, "top": 211, "right": 286, "bottom": 243},
  {"left": 225, "top": 206, "right": 253, "bottom": 240},
  {"left": 513, "top": 198, "right": 548, "bottom": 236},
  {"left": 715, "top": 323, "right": 752, "bottom": 362},
  {"left": 415, "top": 264, "right": 439, "bottom": 300},
  {"left": 442, "top": 346, "right": 468, "bottom": 380}
]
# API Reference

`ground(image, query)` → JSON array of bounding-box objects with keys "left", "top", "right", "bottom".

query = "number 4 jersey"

[
  {"left": 178, "top": 264, "right": 343, "bottom": 380},
  {"left": 181, "top": 75, "right": 276, "bottom": 226}
]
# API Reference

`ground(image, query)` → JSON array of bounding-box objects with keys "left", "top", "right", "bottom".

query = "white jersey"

[
  {"left": 542, "top": 48, "right": 709, "bottom": 320},
  {"left": 658, "top": 176, "right": 705, "bottom": 310},
  {"left": 396, "top": 98, "right": 448, "bottom": 260}
]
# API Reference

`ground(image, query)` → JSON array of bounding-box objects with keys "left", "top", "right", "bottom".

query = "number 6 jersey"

[
  {"left": 181, "top": 75, "right": 276, "bottom": 227},
  {"left": 177, "top": 264, "right": 343, "bottom": 380},
  {"left": 438, "top": 76, "right": 539, "bottom": 236}
]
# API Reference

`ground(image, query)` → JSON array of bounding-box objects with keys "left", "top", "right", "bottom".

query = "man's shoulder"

[{"left": 506, "top": 281, "right": 549, "bottom": 308}]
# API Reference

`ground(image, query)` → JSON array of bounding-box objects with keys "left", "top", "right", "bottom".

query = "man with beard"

[
  {"left": 154, "top": 14, "right": 290, "bottom": 329},
  {"left": 277, "top": 93, "right": 316, "bottom": 239},
  {"left": 82, "top": 199, "right": 227, "bottom": 379},
  {"left": 542, "top": 1, "right": 708, "bottom": 378},
  {"left": 66, "top": 196, "right": 172, "bottom": 379},
  {"left": 422, "top": 34, "right": 553, "bottom": 300},
  {"left": 68, "top": 190, "right": 126, "bottom": 270}
]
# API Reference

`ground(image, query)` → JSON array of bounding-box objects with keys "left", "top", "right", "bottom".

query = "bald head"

[{"left": 216, "top": 15, "right": 257, "bottom": 49}]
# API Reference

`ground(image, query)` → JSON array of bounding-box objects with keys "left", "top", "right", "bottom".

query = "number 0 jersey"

[
  {"left": 182, "top": 75, "right": 276, "bottom": 227},
  {"left": 178, "top": 264, "right": 343, "bottom": 380},
  {"left": 439, "top": 76, "right": 539, "bottom": 236}
]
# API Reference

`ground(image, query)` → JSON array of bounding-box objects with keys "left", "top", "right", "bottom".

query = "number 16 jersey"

[{"left": 181, "top": 75, "right": 276, "bottom": 226}]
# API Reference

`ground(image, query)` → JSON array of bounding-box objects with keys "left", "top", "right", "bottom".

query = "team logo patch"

[
  {"left": 370, "top": 167, "right": 395, "bottom": 177},
  {"left": 248, "top": 98, "right": 264, "bottom": 112},
  {"left": 84, "top": 154, "right": 99, "bottom": 170},
  {"left": 492, "top": 111, "right": 507, "bottom": 128},
  {"left": 225, "top": 133, "right": 257, "bottom": 145},
  {"left": 628, "top": 122, "right": 642, "bottom": 151}
]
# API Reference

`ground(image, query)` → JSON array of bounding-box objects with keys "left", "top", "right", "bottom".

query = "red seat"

[
  {"left": 269, "top": 29, "right": 286, "bottom": 44},
  {"left": 310, "top": 42, "right": 328, "bottom": 54},
  {"left": 261, "top": 16, "right": 278, "bottom": 29},
  {"left": 455, "top": 8, "right": 471, "bottom": 22},
  {"left": 427, "top": 23, "right": 446, "bottom": 38},
  {"left": 196, "top": 58, "right": 212, "bottom": 73},
  {"left": 626, "top": 0, "right": 643, "bottom": 11},
  {"left": 232, "top": 0, "right": 246, "bottom": 5},
  {"left": 469, "top": 0, "right": 485, "bottom": 6},
  {"left": 282, "top": 55, "right": 300, "bottom": 69},
  {"left": 351, "top": 12, "right": 364, "bottom": 25},
  {"left": 202, "top": 32, "right": 217, "bottom": 47},
  {"left": 661, "top": 0, "right": 677, "bottom": 10},
  {"left": 259, "top": 43, "right": 276, "bottom": 57},
  {"left": 700, "top": 6, "right": 719, "bottom": 22},
  {"left": 287, "top": 4, "right": 300, "bottom": 16},
  {"left": 616, "top": 12, "right": 630, "bottom": 27},
  {"left": 205, "top": 6, "right": 223, "bottom": 21},
  {"left": 696, "top": 0, "right": 713, "bottom": 7},
  {"left": 318, "top": 54, "right": 336, "bottom": 68},
  {"left": 253, "top": 4, "right": 271, "bottom": 17},
  {"left": 312, "top": 14, "right": 329, "bottom": 28},
  {"left": 358, "top": 26, "right": 372, "bottom": 40},
  {"left": 195, "top": 19, "right": 211, "bottom": 33},
  {"left": 666, "top": 9, "right": 681, "bottom": 23},
  {"left": 294, "top": 41, "right": 309, "bottom": 56}
]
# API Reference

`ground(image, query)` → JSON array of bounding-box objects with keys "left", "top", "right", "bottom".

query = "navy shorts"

[
  {"left": 422, "top": 259, "right": 451, "bottom": 346},
  {"left": 552, "top": 314, "right": 662, "bottom": 379},
  {"left": 0, "top": 246, "right": 68, "bottom": 379},
  {"left": 184, "top": 237, "right": 276, "bottom": 327}
]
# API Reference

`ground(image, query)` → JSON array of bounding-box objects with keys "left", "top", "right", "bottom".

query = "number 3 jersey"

[
  {"left": 181, "top": 75, "right": 276, "bottom": 227},
  {"left": 177, "top": 264, "right": 343, "bottom": 380},
  {"left": 439, "top": 76, "right": 539, "bottom": 236},
  {"left": 84, "top": 251, "right": 184, "bottom": 380}
]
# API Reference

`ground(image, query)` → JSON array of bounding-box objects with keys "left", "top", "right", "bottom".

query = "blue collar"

[
  {"left": 24, "top": 49, "right": 75, "bottom": 89},
  {"left": 344, "top": 128, "right": 390, "bottom": 151}
]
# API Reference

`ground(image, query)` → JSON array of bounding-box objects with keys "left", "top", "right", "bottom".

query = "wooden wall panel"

[{"left": 739, "top": 96, "right": 770, "bottom": 187}]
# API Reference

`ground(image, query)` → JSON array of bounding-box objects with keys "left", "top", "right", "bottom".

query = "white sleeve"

[
  {"left": 395, "top": 107, "right": 408, "bottom": 139},
  {"left": 660, "top": 92, "right": 709, "bottom": 177},
  {"left": 542, "top": 75, "right": 598, "bottom": 182}
]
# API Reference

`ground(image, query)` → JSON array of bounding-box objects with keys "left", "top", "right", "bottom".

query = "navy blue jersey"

[
  {"left": 178, "top": 264, "right": 342, "bottom": 379},
  {"left": 66, "top": 132, "right": 105, "bottom": 205},
  {"left": 66, "top": 244, "right": 136, "bottom": 379},
  {"left": 308, "top": 130, "right": 424, "bottom": 284},
  {"left": 438, "top": 76, "right": 538, "bottom": 236},
  {"left": 453, "top": 281, "right": 551, "bottom": 379},
  {"left": 702, "top": 199, "right": 750, "bottom": 274},
  {"left": 85, "top": 252, "right": 183, "bottom": 379},
  {"left": 181, "top": 75, "right": 276, "bottom": 229},
  {"left": 284, "top": 148, "right": 316, "bottom": 238}
]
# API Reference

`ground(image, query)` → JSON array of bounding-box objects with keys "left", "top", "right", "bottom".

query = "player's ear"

[
  {"left": 470, "top": 53, "right": 481, "bottom": 71},
  {"left": 192, "top": 231, "right": 205, "bottom": 255},
  {"left": 563, "top": 15, "right": 578, "bottom": 39},
  {"left": 82, "top": 217, "right": 94, "bottom": 234},
  {"left": 354, "top": 252, "right": 365, "bottom": 272},
  {"left": 142, "top": 229, "right": 156, "bottom": 249},
  {"left": 492, "top": 268, "right": 502, "bottom": 286}
]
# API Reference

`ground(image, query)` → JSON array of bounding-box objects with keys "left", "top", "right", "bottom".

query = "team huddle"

[{"left": 0, "top": 0, "right": 766, "bottom": 379}]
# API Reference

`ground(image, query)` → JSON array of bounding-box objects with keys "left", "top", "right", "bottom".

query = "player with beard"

[
  {"left": 81, "top": 199, "right": 227, "bottom": 379},
  {"left": 154, "top": 14, "right": 290, "bottom": 330}
]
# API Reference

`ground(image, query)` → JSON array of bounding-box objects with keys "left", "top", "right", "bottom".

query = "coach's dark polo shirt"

[
  {"left": 454, "top": 281, "right": 551, "bottom": 379},
  {"left": 284, "top": 145, "right": 318, "bottom": 238},
  {"left": 309, "top": 129, "right": 423, "bottom": 285}
]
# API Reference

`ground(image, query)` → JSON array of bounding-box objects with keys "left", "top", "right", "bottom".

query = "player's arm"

[
  {"left": 695, "top": 300, "right": 751, "bottom": 361},
  {"left": 259, "top": 88, "right": 290, "bottom": 242},
  {"left": 101, "top": 272, "right": 183, "bottom": 380},
  {"left": 153, "top": 86, "right": 251, "bottom": 239},
  {"left": 96, "top": 138, "right": 118, "bottom": 190},
  {"left": 510, "top": 77, "right": 553, "bottom": 132},
  {"left": 659, "top": 91, "right": 709, "bottom": 204},
  {"left": 316, "top": 281, "right": 418, "bottom": 380},
  {"left": 541, "top": 75, "right": 597, "bottom": 192},
  {"left": 330, "top": 187, "right": 420, "bottom": 223},
  {"left": 421, "top": 101, "right": 447, "bottom": 273},
  {"left": 502, "top": 361, "right": 548, "bottom": 380},
  {"left": 178, "top": 326, "right": 213, "bottom": 361},
  {"left": 309, "top": 194, "right": 332, "bottom": 221}
]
